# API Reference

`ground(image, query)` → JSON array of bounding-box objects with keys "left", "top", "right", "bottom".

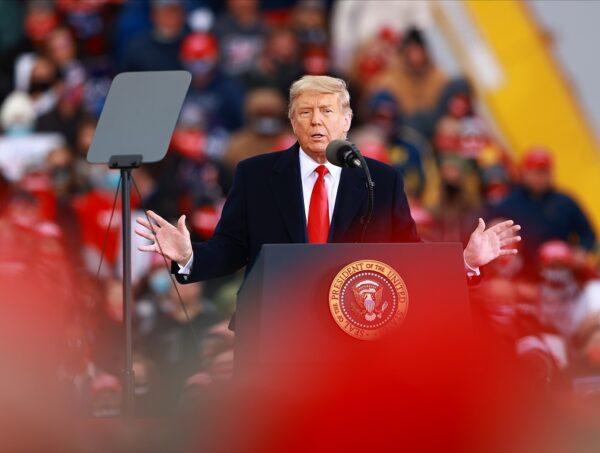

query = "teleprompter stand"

[{"left": 87, "top": 71, "right": 191, "bottom": 416}]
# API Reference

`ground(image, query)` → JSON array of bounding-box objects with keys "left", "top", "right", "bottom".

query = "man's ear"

[
  {"left": 290, "top": 116, "right": 297, "bottom": 135},
  {"left": 343, "top": 112, "right": 352, "bottom": 133}
]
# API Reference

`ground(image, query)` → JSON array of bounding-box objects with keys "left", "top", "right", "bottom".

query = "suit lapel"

[
  {"left": 330, "top": 167, "right": 367, "bottom": 242},
  {"left": 269, "top": 143, "right": 307, "bottom": 243}
]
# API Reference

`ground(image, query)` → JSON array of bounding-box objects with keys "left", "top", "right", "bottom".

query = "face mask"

[
  {"left": 149, "top": 269, "right": 172, "bottom": 295},
  {"left": 541, "top": 267, "right": 574, "bottom": 287},
  {"left": 29, "top": 79, "right": 55, "bottom": 94},
  {"left": 103, "top": 170, "right": 121, "bottom": 191},
  {"left": 6, "top": 124, "right": 33, "bottom": 137},
  {"left": 443, "top": 181, "right": 461, "bottom": 197},
  {"left": 185, "top": 60, "right": 216, "bottom": 78},
  {"left": 252, "top": 116, "right": 283, "bottom": 136}
]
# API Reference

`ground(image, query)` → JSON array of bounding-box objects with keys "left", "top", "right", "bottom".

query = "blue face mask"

[
  {"left": 149, "top": 270, "right": 172, "bottom": 295},
  {"left": 7, "top": 124, "right": 33, "bottom": 137},
  {"left": 185, "top": 60, "right": 216, "bottom": 78},
  {"left": 103, "top": 170, "right": 121, "bottom": 191}
]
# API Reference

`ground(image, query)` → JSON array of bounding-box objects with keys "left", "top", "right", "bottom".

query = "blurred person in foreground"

[
  {"left": 138, "top": 273, "right": 223, "bottom": 412},
  {"left": 134, "top": 75, "right": 521, "bottom": 322},
  {"left": 515, "top": 241, "right": 600, "bottom": 382},
  {"left": 486, "top": 147, "right": 596, "bottom": 276}
]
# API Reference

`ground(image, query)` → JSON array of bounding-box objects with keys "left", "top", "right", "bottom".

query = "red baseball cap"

[
  {"left": 180, "top": 32, "right": 218, "bottom": 62},
  {"left": 522, "top": 147, "right": 553, "bottom": 170},
  {"left": 538, "top": 240, "right": 573, "bottom": 268}
]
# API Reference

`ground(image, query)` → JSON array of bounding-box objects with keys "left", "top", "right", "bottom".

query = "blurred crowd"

[{"left": 0, "top": 0, "right": 599, "bottom": 417}]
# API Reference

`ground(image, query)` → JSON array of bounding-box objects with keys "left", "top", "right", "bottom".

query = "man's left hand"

[{"left": 464, "top": 218, "right": 521, "bottom": 269}]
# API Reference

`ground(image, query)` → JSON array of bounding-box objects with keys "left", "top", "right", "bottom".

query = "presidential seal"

[{"left": 328, "top": 259, "right": 408, "bottom": 340}]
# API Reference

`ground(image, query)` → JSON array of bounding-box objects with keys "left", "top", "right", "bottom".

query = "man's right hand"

[{"left": 135, "top": 210, "right": 192, "bottom": 267}]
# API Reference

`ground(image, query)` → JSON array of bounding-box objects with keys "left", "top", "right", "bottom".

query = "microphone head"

[{"left": 326, "top": 139, "right": 356, "bottom": 167}]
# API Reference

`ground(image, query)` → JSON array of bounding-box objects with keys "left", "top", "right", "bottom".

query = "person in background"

[
  {"left": 35, "top": 28, "right": 86, "bottom": 148},
  {"left": 222, "top": 87, "right": 293, "bottom": 170},
  {"left": 435, "top": 155, "right": 481, "bottom": 244},
  {"left": 121, "top": 0, "right": 186, "bottom": 72},
  {"left": 0, "top": 0, "right": 59, "bottom": 100},
  {"left": 348, "top": 27, "right": 400, "bottom": 100},
  {"left": 27, "top": 55, "right": 62, "bottom": 118},
  {"left": 243, "top": 27, "right": 303, "bottom": 97},
  {"left": 351, "top": 90, "right": 437, "bottom": 201},
  {"left": 179, "top": 31, "right": 245, "bottom": 151},
  {"left": 212, "top": 0, "right": 266, "bottom": 80},
  {"left": 291, "top": 0, "right": 328, "bottom": 48},
  {"left": 0, "top": 90, "right": 64, "bottom": 184},
  {"left": 486, "top": 147, "right": 596, "bottom": 274},
  {"left": 368, "top": 27, "right": 450, "bottom": 138},
  {"left": 44, "top": 26, "right": 86, "bottom": 94}
]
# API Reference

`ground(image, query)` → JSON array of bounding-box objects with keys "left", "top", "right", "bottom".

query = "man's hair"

[{"left": 288, "top": 75, "right": 353, "bottom": 120}]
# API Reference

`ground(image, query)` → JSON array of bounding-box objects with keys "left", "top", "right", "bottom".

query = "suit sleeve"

[
  {"left": 172, "top": 162, "right": 249, "bottom": 283},
  {"left": 392, "top": 170, "right": 421, "bottom": 243}
]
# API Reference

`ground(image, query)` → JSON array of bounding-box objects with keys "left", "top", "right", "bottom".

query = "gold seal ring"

[{"left": 328, "top": 259, "right": 408, "bottom": 340}]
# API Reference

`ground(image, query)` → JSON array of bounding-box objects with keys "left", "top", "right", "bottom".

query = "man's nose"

[{"left": 310, "top": 110, "right": 323, "bottom": 125}]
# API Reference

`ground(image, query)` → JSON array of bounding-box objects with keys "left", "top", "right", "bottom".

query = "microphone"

[
  {"left": 326, "top": 139, "right": 375, "bottom": 243},
  {"left": 326, "top": 139, "right": 362, "bottom": 168}
]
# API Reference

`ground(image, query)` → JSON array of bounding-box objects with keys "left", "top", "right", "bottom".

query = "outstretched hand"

[
  {"left": 463, "top": 218, "right": 521, "bottom": 269},
  {"left": 135, "top": 210, "right": 192, "bottom": 266}
]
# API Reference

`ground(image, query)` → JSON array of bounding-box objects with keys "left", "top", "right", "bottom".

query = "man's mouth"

[{"left": 311, "top": 133, "right": 326, "bottom": 139}]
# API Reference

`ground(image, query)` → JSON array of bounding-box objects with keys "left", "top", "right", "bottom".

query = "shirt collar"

[{"left": 299, "top": 146, "right": 342, "bottom": 180}]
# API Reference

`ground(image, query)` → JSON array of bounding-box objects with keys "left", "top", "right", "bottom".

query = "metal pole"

[{"left": 121, "top": 167, "right": 135, "bottom": 417}]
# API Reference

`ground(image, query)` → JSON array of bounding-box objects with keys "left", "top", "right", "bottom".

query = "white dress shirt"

[
  {"left": 177, "top": 147, "right": 479, "bottom": 277},
  {"left": 299, "top": 146, "right": 341, "bottom": 222}
]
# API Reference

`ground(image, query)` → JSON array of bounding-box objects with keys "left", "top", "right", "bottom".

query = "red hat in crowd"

[
  {"left": 180, "top": 32, "right": 218, "bottom": 63},
  {"left": 522, "top": 147, "right": 553, "bottom": 170},
  {"left": 25, "top": 6, "right": 59, "bottom": 42},
  {"left": 538, "top": 240, "right": 574, "bottom": 268},
  {"left": 171, "top": 127, "right": 206, "bottom": 162}
]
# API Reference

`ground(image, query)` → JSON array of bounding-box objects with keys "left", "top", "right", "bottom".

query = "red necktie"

[{"left": 307, "top": 165, "right": 329, "bottom": 243}]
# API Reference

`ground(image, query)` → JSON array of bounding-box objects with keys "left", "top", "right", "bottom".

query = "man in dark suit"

[{"left": 135, "top": 75, "right": 521, "bottom": 285}]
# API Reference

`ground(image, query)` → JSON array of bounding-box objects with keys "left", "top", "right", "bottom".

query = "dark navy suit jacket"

[{"left": 172, "top": 143, "right": 421, "bottom": 284}]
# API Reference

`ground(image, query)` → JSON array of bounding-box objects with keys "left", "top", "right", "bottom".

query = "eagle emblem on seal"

[{"left": 351, "top": 280, "right": 389, "bottom": 322}]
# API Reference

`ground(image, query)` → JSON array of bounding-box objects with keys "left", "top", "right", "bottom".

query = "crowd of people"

[{"left": 0, "top": 0, "right": 599, "bottom": 417}]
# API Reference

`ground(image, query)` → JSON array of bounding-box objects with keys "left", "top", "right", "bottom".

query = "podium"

[
  {"left": 235, "top": 242, "right": 473, "bottom": 382},
  {"left": 203, "top": 243, "right": 496, "bottom": 452}
]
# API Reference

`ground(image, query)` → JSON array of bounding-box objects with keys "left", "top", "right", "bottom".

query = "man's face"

[
  {"left": 522, "top": 168, "right": 552, "bottom": 194},
  {"left": 290, "top": 91, "right": 350, "bottom": 162},
  {"left": 152, "top": 5, "right": 185, "bottom": 40},
  {"left": 403, "top": 44, "right": 428, "bottom": 72}
]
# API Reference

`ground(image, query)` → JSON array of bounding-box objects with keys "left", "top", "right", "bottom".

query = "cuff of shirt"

[
  {"left": 463, "top": 255, "right": 480, "bottom": 278},
  {"left": 177, "top": 253, "right": 194, "bottom": 275}
]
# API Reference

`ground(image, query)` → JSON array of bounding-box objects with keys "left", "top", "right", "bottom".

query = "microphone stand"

[{"left": 351, "top": 145, "right": 375, "bottom": 243}]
